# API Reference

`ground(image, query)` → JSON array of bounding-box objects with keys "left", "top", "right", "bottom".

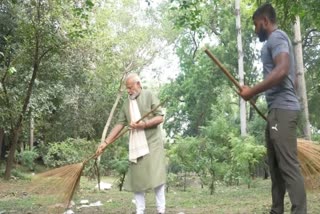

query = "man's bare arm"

[
  {"left": 240, "top": 52, "right": 290, "bottom": 100},
  {"left": 104, "top": 124, "right": 125, "bottom": 144}
]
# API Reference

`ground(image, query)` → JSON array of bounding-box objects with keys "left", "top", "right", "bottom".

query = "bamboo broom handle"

[
  {"left": 204, "top": 48, "right": 242, "bottom": 90},
  {"left": 87, "top": 99, "right": 167, "bottom": 162},
  {"left": 204, "top": 48, "right": 268, "bottom": 121}
]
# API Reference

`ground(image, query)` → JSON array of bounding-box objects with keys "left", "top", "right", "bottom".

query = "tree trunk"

[
  {"left": 100, "top": 90, "right": 124, "bottom": 144},
  {"left": 5, "top": 66, "right": 38, "bottom": 179},
  {"left": 30, "top": 114, "right": 34, "bottom": 150},
  {"left": 5, "top": 126, "right": 21, "bottom": 179},
  {"left": 4, "top": 2, "right": 41, "bottom": 179},
  {"left": 99, "top": 67, "right": 132, "bottom": 145},
  {"left": 183, "top": 171, "right": 187, "bottom": 192},
  {"left": 209, "top": 171, "right": 215, "bottom": 195},
  {"left": 0, "top": 128, "right": 4, "bottom": 165},
  {"left": 97, "top": 68, "right": 132, "bottom": 166},
  {"left": 235, "top": 0, "right": 247, "bottom": 136},
  {"left": 293, "top": 16, "right": 311, "bottom": 140},
  {"left": 119, "top": 173, "right": 126, "bottom": 191}
]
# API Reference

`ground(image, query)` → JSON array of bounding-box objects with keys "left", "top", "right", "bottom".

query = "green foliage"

[
  {"left": 312, "top": 133, "right": 320, "bottom": 142},
  {"left": 166, "top": 172, "right": 180, "bottom": 190},
  {"left": 229, "top": 135, "right": 266, "bottom": 187},
  {"left": 97, "top": 136, "right": 129, "bottom": 190},
  {"left": 167, "top": 136, "right": 210, "bottom": 191},
  {"left": 165, "top": 91, "right": 239, "bottom": 193},
  {"left": 168, "top": 136, "right": 198, "bottom": 173},
  {"left": 168, "top": 0, "right": 212, "bottom": 35},
  {"left": 17, "top": 150, "right": 39, "bottom": 171},
  {"left": 247, "top": 103, "right": 267, "bottom": 143},
  {"left": 165, "top": 89, "right": 268, "bottom": 192},
  {"left": 109, "top": 158, "right": 128, "bottom": 176},
  {"left": 30, "top": 0, "right": 173, "bottom": 143},
  {"left": 42, "top": 138, "right": 96, "bottom": 167},
  {"left": 160, "top": 47, "right": 230, "bottom": 137},
  {"left": 0, "top": 0, "right": 99, "bottom": 180},
  {"left": 199, "top": 95, "right": 239, "bottom": 193},
  {"left": 0, "top": 168, "right": 31, "bottom": 180},
  {"left": 303, "top": 30, "right": 320, "bottom": 130},
  {"left": 109, "top": 158, "right": 129, "bottom": 191},
  {"left": 0, "top": 0, "right": 174, "bottom": 171},
  {"left": 269, "top": 0, "right": 320, "bottom": 31},
  {"left": 161, "top": 0, "right": 259, "bottom": 138}
]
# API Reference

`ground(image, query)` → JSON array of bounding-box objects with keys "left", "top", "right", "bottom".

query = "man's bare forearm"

[
  {"left": 145, "top": 116, "right": 163, "bottom": 128},
  {"left": 105, "top": 124, "right": 125, "bottom": 144}
]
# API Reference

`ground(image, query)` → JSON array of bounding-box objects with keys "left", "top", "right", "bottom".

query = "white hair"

[{"left": 125, "top": 73, "right": 141, "bottom": 84}]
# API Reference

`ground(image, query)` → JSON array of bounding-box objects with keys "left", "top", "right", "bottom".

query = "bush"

[
  {"left": 0, "top": 168, "right": 31, "bottom": 180},
  {"left": 229, "top": 135, "right": 266, "bottom": 188},
  {"left": 166, "top": 172, "right": 181, "bottom": 189},
  {"left": 109, "top": 158, "right": 129, "bottom": 191},
  {"left": 312, "top": 133, "right": 320, "bottom": 142},
  {"left": 43, "top": 138, "right": 97, "bottom": 167},
  {"left": 17, "top": 150, "right": 39, "bottom": 171}
]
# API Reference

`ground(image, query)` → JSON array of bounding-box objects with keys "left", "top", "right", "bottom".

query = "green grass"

[{"left": 0, "top": 172, "right": 320, "bottom": 214}]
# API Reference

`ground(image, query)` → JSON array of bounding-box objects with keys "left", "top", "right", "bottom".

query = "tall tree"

[
  {"left": 293, "top": 16, "right": 311, "bottom": 139},
  {"left": 1, "top": 0, "right": 94, "bottom": 179},
  {"left": 235, "top": 0, "right": 247, "bottom": 136},
  {"left": 162, "top": 0, "right": 257, "bottom": 137},
  {"left": 3, "top": 0, "right": 52, "bottom": 179}
]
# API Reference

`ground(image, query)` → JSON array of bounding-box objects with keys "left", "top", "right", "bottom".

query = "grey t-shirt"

[{"left": 261, "top": 29, "right": 300, "bottom": 111}]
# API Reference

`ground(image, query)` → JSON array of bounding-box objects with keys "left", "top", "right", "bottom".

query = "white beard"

[{"left": 129, "top": 92, "right": 140, "bottom": 100}]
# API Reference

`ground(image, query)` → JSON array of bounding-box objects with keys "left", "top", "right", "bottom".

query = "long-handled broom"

[
  {"left": 31, "top": 100, "right": 166, "bottom": 210},
  {"left": 204, "top": 48, "right": 320, "bottom": 189}
]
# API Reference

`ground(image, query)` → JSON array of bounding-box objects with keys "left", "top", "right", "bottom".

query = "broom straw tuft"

[
  {"left": 30, "top": 162, "right": 85, "bottom": 209},
  {"left": 297, "top": 138, "right": 320, "bottom": 189}
]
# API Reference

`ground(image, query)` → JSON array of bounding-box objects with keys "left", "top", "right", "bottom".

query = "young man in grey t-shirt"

[{"left": 240, "top": 3, "right": 306, "bottom": 214}]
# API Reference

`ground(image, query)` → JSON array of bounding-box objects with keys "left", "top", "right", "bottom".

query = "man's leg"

[
  {"left": 154, "top": 184, "right": 165, "bottom": 214},
  {"left": 269, "top": 109, "right": 307, "bottom": 214},
  {"left": 266, "top": 111, "right": 286, "bottom": 214},
  {"left": 134, "top": 192, "right": 146, "bottom": 214}
]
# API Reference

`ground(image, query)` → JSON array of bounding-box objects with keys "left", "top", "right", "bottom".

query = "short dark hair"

[{"left": 252, "top": 3, "right": 276, "bottom": 23}]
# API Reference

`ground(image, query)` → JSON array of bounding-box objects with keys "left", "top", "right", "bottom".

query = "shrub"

[
  {"left": 17, "top": 150, "right": 39, "bottom": 171},
  {"left": 0, "top": 168, "right": 31, "bottom": 180},
  {"left": 43, "top": 138, "right": 96, "bottom": 167}
]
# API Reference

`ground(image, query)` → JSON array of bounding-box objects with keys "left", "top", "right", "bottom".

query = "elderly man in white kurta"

[{"left": 96, "top": 73, "right": 166, "bottom": 214}]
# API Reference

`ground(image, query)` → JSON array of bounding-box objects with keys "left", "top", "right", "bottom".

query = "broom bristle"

[
  {"left": 30, "top": 162, "right": 85, "bottom": 209},
  {"left": 297, "top": 138, "right": 320, "bottom": 190}
]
